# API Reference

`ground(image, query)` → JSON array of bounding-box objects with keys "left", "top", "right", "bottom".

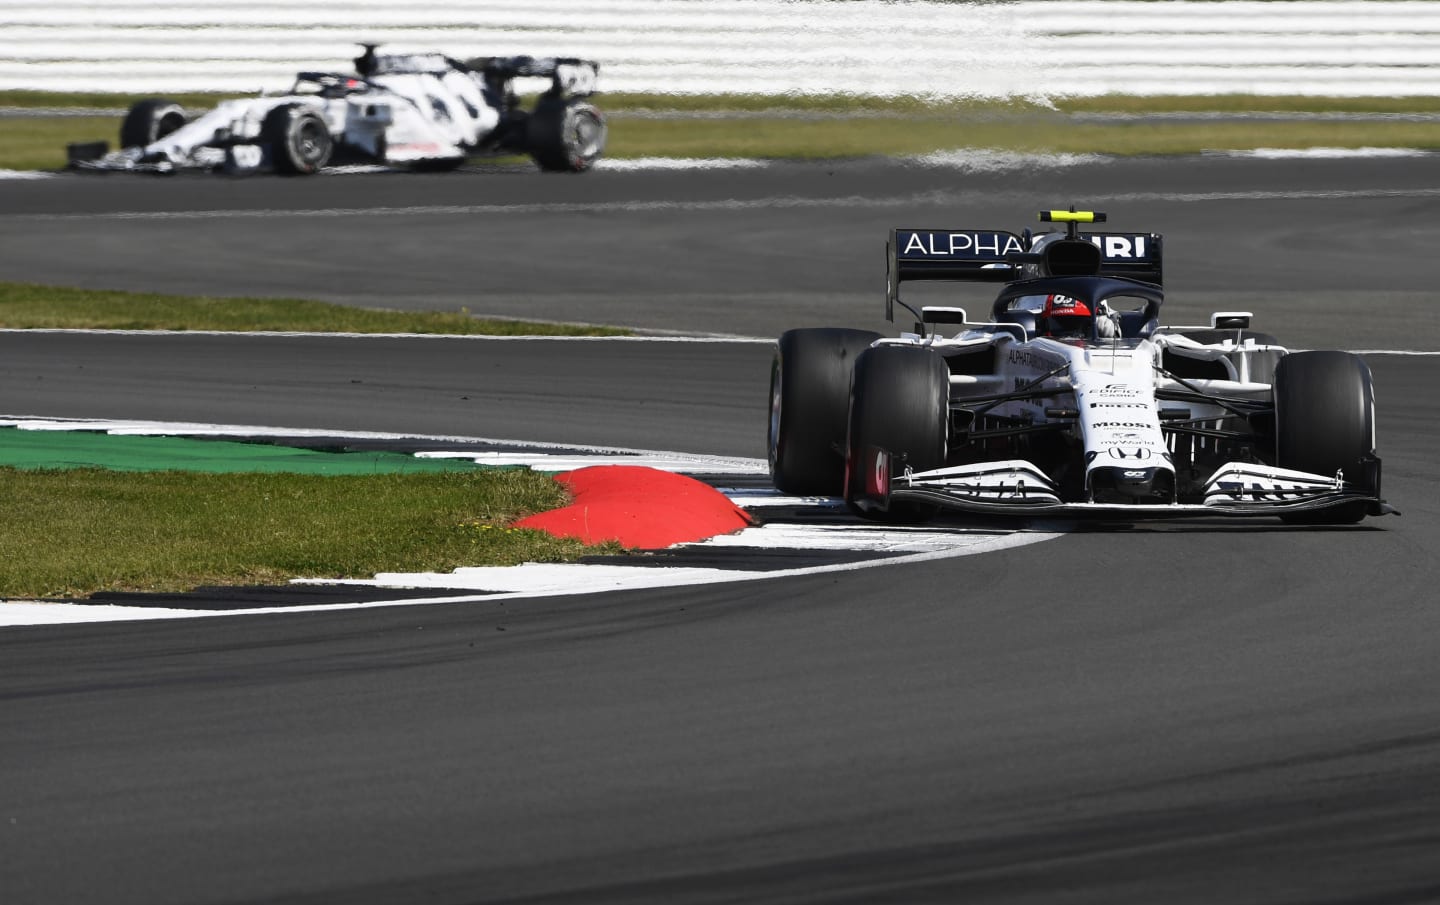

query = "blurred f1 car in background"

[
  {"left": 768, "top": 208, "right": 1397, "bottom": 524},
  {"left": 67, "top": 45, "right": 606, "bottom": 175}
]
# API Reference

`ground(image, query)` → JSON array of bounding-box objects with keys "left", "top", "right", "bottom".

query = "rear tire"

[
  {"left": 1273, "top": 350, "right": 1377, "bottom": 524},
  {"left": 262, "top": 104, "right": 333, "bottom": 175},
  {"left": 844, "top": 345, "right": 949, "bottom": 522},
  {"left": 527, "top": 97, "right": 606, "bottom": 172},
  {"left": 120, "top": 98, "right": 187, "bottom": 148},
  {"left": 769, "top": 328, "right": 881, "bottom": 495}
]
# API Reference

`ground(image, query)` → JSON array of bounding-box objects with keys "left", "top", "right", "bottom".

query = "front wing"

[{"left": 874, "top": 456, "right": 1395, "bottom": 519}]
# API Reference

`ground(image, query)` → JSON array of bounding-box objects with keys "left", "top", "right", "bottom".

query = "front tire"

[
  {"left": 1273, "top": 350, "right": 1377, "bottom": 524},
  {"left": 526, "top": 97, "right": 606, "bottom": 172},
  {"left": 769, "top": 328, "right": 881, "bottom": 496},
  {"left": 262, "top": 104, "right": 333, "bottom": 175},
  {"left": 120, "top": 98, "right": 187, "bottom": 148},
  {"left": 844, "top": 345, "right": 949, "bottom": 523}
]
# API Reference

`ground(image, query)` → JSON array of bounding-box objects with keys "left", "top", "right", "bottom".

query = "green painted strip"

[{"left": 0, "top": 427, "right": 483, "bottom": 475}]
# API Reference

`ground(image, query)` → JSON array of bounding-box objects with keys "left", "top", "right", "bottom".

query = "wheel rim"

[
  {"left": 295, "top": 119, "right": 328, "bottom": 166},
  {"left": 566, "top": 111, "right": 604, "bottom": 160}
]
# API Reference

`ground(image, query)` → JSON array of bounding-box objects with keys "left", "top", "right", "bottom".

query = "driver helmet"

[{"left": 1041, "top": 293, "right": 1092, "bottom": 338}]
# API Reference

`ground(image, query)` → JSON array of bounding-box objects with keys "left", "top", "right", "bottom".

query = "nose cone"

[{"left": 1088, "top": 465, "right": 1175, "bottom": 504}]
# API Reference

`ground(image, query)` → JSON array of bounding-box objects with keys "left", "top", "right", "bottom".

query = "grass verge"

[
  {"left": 5, "top": 92, "right": 1439, "bottom": 171},
  {"left": 607, "top": 116, "right": 1440, "bottom": 160},
  {"left": 0, "top": 467, "right": 618, "bottom": 598},
  {"left": 0, "top": 282, "right": 628, "bottom": 335}
]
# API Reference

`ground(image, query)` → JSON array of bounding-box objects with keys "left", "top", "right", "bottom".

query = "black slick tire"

[
  {"left": 120, "top": 98, "right": 187, "bottom": 148},
  {"left": 262, "top": 104, "right": 333, "bottom": 175},
  {"left": 768, "top": 328, "right": 882, "bottom": 496},
  {"left": 844, "top": 345, "right": 949, "bottom": 523},
  {"left": 1273, "top": 350, "right": 1377, "bottom": 524},
  {"left": 526, "top": 97, "right": 606, "bottom": 172}
]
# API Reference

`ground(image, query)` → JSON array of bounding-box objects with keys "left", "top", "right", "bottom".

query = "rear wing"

[
  {"left": 885, "top": 226, "right": 1163, "bottom": 321},
  {"left": 471, "top": 56, "right": 600, "bottom": 96},
  {"left": 354, "top": 43, "right": 600, "bottom": 96}
]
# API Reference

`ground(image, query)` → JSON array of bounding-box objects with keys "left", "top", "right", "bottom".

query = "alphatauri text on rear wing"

[{"left": 885, "top": 219, "right": 1162, "bottom": 321}]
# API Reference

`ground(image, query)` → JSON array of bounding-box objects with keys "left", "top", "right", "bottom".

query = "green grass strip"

[
  {"left": 0, "top": 467, "right": 615, "bottom": 598},
  {"left": 1, "top": 115, "right": 119, "bottom": 171},
  {"left": 0, "top": 282, "right": 627, "bottom": 335},
  {"left": 611, "top": 92, "right": 1440, "bottom": 116},
  {"left": 605, "top": 115, "right": 1440, "bottom": 160},
  {"left": 6, "top": 92, "right": 1440, "bottom": 171},
  {"left": 12, "top": 111, "right": 1439, "bottom": 172},
  {"left": 0, "top": 428, "right": 487, "bottom": 474}
]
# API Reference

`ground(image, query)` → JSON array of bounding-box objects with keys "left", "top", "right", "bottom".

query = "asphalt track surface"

[{"left": 2, "top": 158, "right": 1439, "bottom": 905}]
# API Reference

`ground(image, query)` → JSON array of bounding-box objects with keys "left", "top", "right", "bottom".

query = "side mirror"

[{"left": 1211, "top": 311, "right": 1253, "bottom": 329}]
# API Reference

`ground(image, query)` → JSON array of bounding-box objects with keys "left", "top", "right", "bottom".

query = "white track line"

[
  {"left": 0, "top": 525, "right": 1059, "bottom": 627},
  {"left": 414, "top": 450, "right": 764, "bottom": 474},
  {"left": 1211, "top": 148, "right": 1433, "bottom": 159},
  {"left": 309, "top": 527, "right": 1057, "bottom": 593}
]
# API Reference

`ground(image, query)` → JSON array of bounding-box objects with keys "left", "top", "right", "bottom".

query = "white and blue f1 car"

[
  {"left": 768, "top": 209, "right": 1395, "bottom": 524},
  {"left": 67, "top": 45, "right": 605, "bottom": 175}
]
